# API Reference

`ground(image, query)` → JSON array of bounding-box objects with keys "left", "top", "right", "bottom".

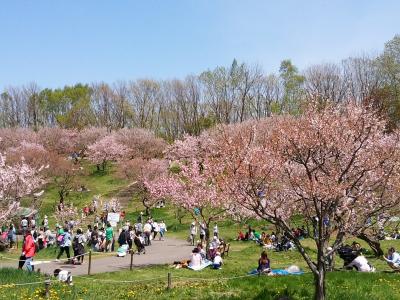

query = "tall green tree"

[{"left": 279, "top": 59, "right": 305, "bottom": 114}]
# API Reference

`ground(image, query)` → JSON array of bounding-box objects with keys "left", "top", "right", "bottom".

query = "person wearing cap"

[{"left": 212, "top": 251, "right": 223, "bottom": 269}]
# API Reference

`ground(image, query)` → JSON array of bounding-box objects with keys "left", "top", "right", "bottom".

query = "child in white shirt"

[
  {"left": 54, "top": 268, "right": 73, "bottom": 285},
  {"left": 213, "top": 251, "right": 223, "bottom": 269}
]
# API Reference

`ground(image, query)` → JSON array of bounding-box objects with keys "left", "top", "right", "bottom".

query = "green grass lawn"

[
  {"left": 2, "top": 240, "right": 400, "bottom": 300},
  {"left": 4, "top": 161, "right": 400, "bottom": 299}
]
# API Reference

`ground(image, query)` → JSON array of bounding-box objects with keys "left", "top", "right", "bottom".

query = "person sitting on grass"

[
  {"left": 344, "top": 254, "right": 375, "bottom": 272},
  {"left": 189, "top": 248, "right": 202, "bottom": 269},
  {"left": 197, "top": 243, "right": 206, "bottom": 259},
  {"left": 54, "top": 268, "right": 73, "bottom": 285},
  {"left": 253, "top": 230, "right": 261, "bottom": 243},
  {"left": 236, "top": 231, "right": 245, "bottom": 241},
  {"left": 384, "top": 247, "right": 400, "bottom": 271},
  {"left": 212, "top": 251, "right": 223, "bottom": 269},
  {"left": 262, "top": 234, "right": 273, "bottom": 249},
  {"left": 339, "top": 243, "right": 375, "bottom": 272},
  {"left": 257, "top": 250, "right": 271, "bottom": 275}
]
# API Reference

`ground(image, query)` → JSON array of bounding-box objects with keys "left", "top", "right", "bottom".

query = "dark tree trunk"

[
  {"left": 314, "top": 243, "right": 326, "bottom": 300},
  {"left": 142, "top": 198, "right": 150, "bottom": 216},
  {"left": 357, "top": 233, "right": 384, "bottom": 257},
  {"left": 59, "top": 191, "right": 64, "bottom": 202},
  {"left": 314, "top": 265, "right": 326, "bottom": 300}
]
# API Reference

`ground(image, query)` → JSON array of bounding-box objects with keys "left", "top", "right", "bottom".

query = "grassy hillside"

[{"left": 4, "top": 161, "right": 400, "bottom": 299}]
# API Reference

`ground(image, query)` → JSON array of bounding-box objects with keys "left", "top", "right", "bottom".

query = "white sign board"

[{"left": 107, "top": 212, "right": 120, "bottom": 227}]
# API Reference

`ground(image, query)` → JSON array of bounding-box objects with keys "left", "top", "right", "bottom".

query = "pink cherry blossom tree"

[
  {"left": 37, "top": 128, "right": 78, "bottom": 155},
  {"left": 6, "top": 141, "right": 49, "bottom": 169},
  {"left": 118, "top": 157, "right": 169, "bottom": 215},
  {"left": 86, "top": 134, "right": 129, "bottom": 171},
  {"left": 0, "top": 128, "right": 38, "bottom": 152},
  {"left": 54, "top": 203, "right": 81, "bottom": 227},
  {"left": 0, "top": 153, "right": 42, "bottom": 223},
  {"left": 115, "top": 128, "right": 166, "bottom": 159},
  {"left": 75, "top": 127, "right": 108, "bottom": 157},
  {"left": 210, "top": 102, "right": 400, "bottom": 300},
  {"left": 145, "top": 135, "right": 233, "bottom": 242}
]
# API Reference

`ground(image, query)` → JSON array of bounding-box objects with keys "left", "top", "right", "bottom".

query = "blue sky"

[{"left": 1, "top": 0, "right": 399, "bottom": 89}]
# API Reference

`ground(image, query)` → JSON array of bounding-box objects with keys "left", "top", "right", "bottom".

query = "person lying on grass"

[
  {"left": 257, "top": 250, "right": 271, "bottom": 275},
  {"left": 383, "top": 247, "right": 400, "bottom": 271}
]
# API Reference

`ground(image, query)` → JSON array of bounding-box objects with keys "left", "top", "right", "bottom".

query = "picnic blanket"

[
  {"left": 248, "top": 268, "right": 304, "bottom": 276},
  {"left": 117, "top": 244, "right": 129, "bottom": 257},
  {"left": 187, "top": 260, "right": 213, "bottom": 271}
]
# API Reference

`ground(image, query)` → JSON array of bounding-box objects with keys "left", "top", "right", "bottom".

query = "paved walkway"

[{"left": 1, "top": 237, "right": 191, "bottom": 276}]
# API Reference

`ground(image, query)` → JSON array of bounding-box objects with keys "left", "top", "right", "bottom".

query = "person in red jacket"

[{"left": 20, "top": 230, "right": 36, "bottom": 272}]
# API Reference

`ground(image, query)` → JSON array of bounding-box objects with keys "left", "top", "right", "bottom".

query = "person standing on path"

[
  {"left": 153, "top": 220, "right": 160, "bottom": 240},
  {"left": 73, "top": 228, "right": 86, "bottom": 263},
  {"left": 105, "top": 222, "right": 114, "bottom": 252},
  {"left": 159, "top": 220, "right": 167, "bottom": 241},
  {"left": 143, "top": 221, "right": 152, "bottom": 246},
  {"left": 20, "top": 230, "right": 36, "bottom": 272},
  {"left": 190, "top": 222, "right": 197, "bottom": 246},
  {"left": 56, "top": 228, "right": 72, "bottom": 262}
]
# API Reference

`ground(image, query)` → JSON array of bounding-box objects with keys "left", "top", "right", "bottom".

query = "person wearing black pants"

[
  {"left": 56, "top": 228, "right": 72, "bottom": 262},
  {"left": 57, "top": 246, "right": 70, "bottom": 260}
]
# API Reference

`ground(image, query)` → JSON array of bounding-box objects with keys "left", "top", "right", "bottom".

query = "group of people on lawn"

[
  {"left": 15, "top": 212, "right": 168, "bottom": 274},
  {"left": 175, "top": 221, "right": 224, "bottom": 270},
  {"left": 236, "top": 226, "right": 296, "bottom": 251},
  {"left": 12, "top": 215, "right": 400, "bottom": 282}
]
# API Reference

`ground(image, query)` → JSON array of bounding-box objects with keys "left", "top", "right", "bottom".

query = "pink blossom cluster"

[
  {"left": 0, "top": 153, "right": 42, "bottom": 221},
  {"left": 54, "top": 203, "right": 81, "bottom": 226},
  {"left": 145, "top": 101, "right": 400, "bottom": 277}
]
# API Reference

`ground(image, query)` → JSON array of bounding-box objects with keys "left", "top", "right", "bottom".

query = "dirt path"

[{"left": 1, "top": 237, "right": 192, "bottom": 276}]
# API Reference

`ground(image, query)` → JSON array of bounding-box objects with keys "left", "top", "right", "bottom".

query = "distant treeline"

[{"left": 1, "top": 35, "right": 400, "bottom": 140}]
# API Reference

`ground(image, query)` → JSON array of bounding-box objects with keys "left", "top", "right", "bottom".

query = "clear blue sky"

[{"left": 1, "top": 0, "right": 399, "bottom": 89}]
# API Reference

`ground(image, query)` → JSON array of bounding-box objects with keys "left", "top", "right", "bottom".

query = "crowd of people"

[
  {"left": 5, "top": 211, "right": 168, "bottom": 272},
  {"left": 4, "top": 213, "right": 400, "bottom": 278},
  {"left": 171, "top": 221, "right": 227, "bottom": 271},
  {"left": 236, "top": 226, "right": 299, "bottom": 251}
]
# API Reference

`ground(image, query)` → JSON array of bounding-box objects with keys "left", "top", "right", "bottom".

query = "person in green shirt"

[{"left": 105, "top": 222, "right": 113, "bottom": 252}]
